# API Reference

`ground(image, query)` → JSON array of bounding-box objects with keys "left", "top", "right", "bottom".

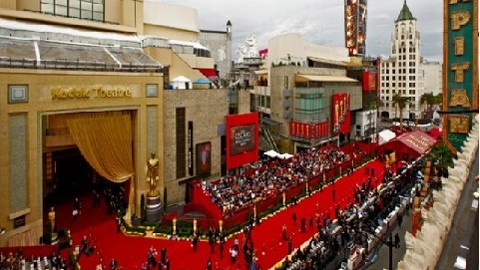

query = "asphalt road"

[{"left": 435, "top": 150, "right": 479, "bottom": 270}]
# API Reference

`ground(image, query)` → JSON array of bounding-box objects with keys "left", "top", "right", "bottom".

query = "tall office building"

[{"left": 379, "top": 1, "right": 424, "bottom": 120}]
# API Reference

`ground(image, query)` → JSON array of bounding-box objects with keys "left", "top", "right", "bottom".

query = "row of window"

[
  {"left": 381, "top": 75, "right": 416, "bottom": 81},
  {"left": 41, "top": 0, "right": 104, "bottom": 21},
  {"left": 383, "top": 68, "right": 416, "bottom": 75},
  {"left": 381, "top": 89, "right": 417, "bottom": 95},
  {"left": 381, "top": 82, "right": 417, "bottom": 88}
]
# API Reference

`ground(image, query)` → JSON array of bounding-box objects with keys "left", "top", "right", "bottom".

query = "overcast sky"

[{"left": 161, "top": 0, "right": 443, "bottom": 62}]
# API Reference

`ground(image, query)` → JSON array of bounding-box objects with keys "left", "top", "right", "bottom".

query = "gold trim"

[
  {"left": 473, "top": 0, "right": 479, "bottom": 111},
  {"left": 442, "top": 0, "right": 456, "bottom": 152}
]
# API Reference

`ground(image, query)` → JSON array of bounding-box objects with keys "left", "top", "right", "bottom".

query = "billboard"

[
  {"left": 442, "top": 0, "right": 478, "bottom": 152},
  {"left": 332, "top": 93, "right": 351, "bottom": 134},
  {"left": 345, "top": 0, "right": 367, "bottom": 56},
  {"left": 226, "top": 112, "right": 259, "bottom": 170}
]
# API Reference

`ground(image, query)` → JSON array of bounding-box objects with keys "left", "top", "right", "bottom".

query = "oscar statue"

[
  {"left": 145, "top": 152, "right": 162, "bottom": 222},
  {"left": 147, "top": 152, "right": 160, "bottom": 196}
]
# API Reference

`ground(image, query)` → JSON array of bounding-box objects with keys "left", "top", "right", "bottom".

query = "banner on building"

[
  {"left": 332, "top": 93, "right": 351, "bottom": 134},
  {"left": 362, "top": 71, "right": 377, "bottom": 91},
  {"left": 443, "top": 0, "right": 478, "bottom": 152},
  {"left": 226, "top": 112, "right": 259, "bottom": 170},
  {"left": 290, "top": 121, "right": 329, "bottom": 139}
]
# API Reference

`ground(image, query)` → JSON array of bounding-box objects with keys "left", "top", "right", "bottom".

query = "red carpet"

[{"left": 54, "top": 159, "right": 385, "bottom": 270}]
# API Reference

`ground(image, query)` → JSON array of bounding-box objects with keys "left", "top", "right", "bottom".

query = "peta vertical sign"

[{"left": 443, "top": 0, "right": 478, "bottom": 152}]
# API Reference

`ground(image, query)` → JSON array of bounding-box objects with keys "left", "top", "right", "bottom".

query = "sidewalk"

[{"left": 363, "top": 203, "right": 412, "bottom": 270}]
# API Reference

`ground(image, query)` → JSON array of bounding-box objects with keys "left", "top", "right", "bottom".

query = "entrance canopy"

[{"left": 394, "top": 130, "right": 437, "bottom": 155}]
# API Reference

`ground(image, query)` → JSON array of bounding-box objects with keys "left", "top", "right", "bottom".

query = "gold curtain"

[{"left": 66, "top": 113, "right": 134, "bottom": 183}]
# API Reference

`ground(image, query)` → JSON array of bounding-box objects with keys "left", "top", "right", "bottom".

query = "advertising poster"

[
  {"left": 196, "top": 142, "right": 211, "bottom": 178},
  {"left": 332, "top": 93, "right": 351, "bottom": 134}
]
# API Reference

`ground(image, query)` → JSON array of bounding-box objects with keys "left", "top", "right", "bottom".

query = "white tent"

[
  {"left": 170, "top": 76, "right": 192, "bottom": 90},
  {"left": 279, "top": 153, "right": 294, "bottom": 160},
  {"left": 263, "top": 150, "right": 280, "bottom": 158},
  {"left": 378, "top": 129, "right": 396, "bottom": 145}
]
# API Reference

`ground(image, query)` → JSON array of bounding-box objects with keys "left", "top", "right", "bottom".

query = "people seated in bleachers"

[{"left": 202, "top": 146, "right": 359, "bottom": 215}]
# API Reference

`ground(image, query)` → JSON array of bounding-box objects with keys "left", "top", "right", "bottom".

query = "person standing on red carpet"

[
  {"left": 192, "top": 233, "right": 199, "bottom": 252},
  {"left": 282, "top": 224, "right": 287, "bottom": 240}
]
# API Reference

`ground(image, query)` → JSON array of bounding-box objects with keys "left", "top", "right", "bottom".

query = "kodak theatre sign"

[
  {"left": 51, "top": 86, "right": 132, "bottom": 100},
  {"left": 443, "top": 0, "right": 478, "bottom": 151}
]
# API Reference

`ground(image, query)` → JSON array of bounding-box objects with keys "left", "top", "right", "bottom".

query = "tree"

[
  {"left": 420, "top": 93, "right": 442, "bottom": 118},
  {"left": 427, "top": 139, "right": 454, "bottom": 171},
  {"left": 392, "top": 93, "right": 411, "bottom": 129}
]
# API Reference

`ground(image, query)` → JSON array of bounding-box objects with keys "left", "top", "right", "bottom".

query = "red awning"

[
  {"left": 196, "top": 68, "right": 217, "bottom": 78},
  {"left": 394, "top": 130, "right": 437, "bottom": 155}
]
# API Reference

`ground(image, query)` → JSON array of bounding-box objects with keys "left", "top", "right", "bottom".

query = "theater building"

[{"left": 0, "top": 0, "right": 229, "bottom": 246}]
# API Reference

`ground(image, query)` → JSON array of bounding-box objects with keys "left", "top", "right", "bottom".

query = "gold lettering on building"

[
  {"left": 51, "top": 86, "right": 133, "bottom": 100},
  {"left": 454, "top": 37, "right": 465, "bottom": 55},
  {"left": 52, "top": 86, "right": 90, "bottom": 99},
  {"left": 450, "top": 10, "right": 471, "bottom": 30},
  {"left": 449, "top": 0, "right": 470, "bottom": 4},
  {"left": 449, "top": 115, "right": 469, "bottom": 134},
  {"left": 451, "top": 62, "right": 470, "bottom": 83},
  {"left": 449, "top": 89, "right": 471, "bottom": 107}
]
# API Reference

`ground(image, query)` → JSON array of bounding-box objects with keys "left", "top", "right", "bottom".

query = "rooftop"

[{"left": 396, "top": 0, "right": 416, "bottom": 22}]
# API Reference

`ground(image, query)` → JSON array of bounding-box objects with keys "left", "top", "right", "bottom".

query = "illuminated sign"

[
  {"left": 345, "top": 0, "right": 367, "bottom": 56},
  {"left": 443, "top": 0, "right": 478, "bottom": 151}
]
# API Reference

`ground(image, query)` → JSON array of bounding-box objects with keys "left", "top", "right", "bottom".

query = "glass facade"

[
  {"left": 294, "top": 88, "right": 326, "bottom": 122},
  {"left": 41, "top": 0, "right": 104, "bottom": 22}
]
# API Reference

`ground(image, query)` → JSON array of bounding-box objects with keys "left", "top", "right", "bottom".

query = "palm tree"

[
  {"left": 420, "top": 92, "right": 442, "bottom": 118},
  {"left": 392, "top": 93, "right": 411, "bottom": 129}
]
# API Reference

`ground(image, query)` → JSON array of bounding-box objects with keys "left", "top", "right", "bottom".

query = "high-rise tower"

[{"left": 379, "top": 0, "right": 424, "bottom": 120}]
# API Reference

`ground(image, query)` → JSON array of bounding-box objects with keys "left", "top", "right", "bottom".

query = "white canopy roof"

[
  {"left": 263, "top": 150, "right": 280, "bottom": 158},
  {"left": 171, "top": 76, "right": 191, "bottom": 82},
  {"left": 378, "top": 129, "right": 396, "bottom": 145}
]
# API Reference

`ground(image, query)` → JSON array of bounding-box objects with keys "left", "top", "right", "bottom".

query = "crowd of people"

[
  {"left": 202, "top": 145, "right": 364, "bottom": 216},
  {"left": 0, "top": 249, "right": 68, "bottom": 270},
  {"left": 279, "top": 156, "right": 424, "bottom": 270}
]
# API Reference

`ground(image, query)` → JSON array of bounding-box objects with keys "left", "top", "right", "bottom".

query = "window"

[
  {"left": 41, "top": 0, "right": 104, "bottom": 22},
  {"left": 294, "top": 88, "right": 325, "bottom": 122}
]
